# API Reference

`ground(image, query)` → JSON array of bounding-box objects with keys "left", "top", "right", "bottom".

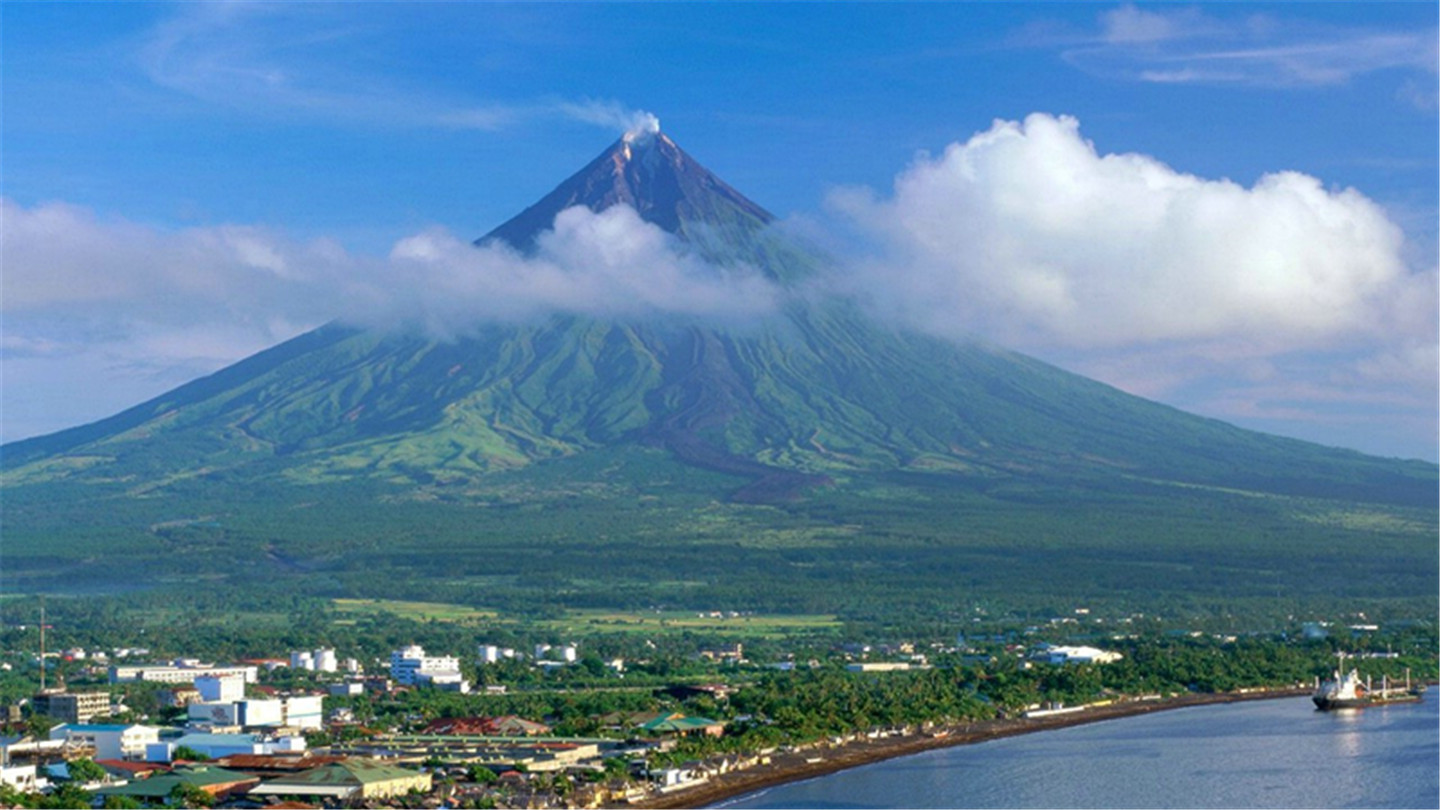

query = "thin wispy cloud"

[
  {"left": 135, "top": 4, "right": 655, "bottom": 135},
  {"left": 1024, "top": 4, "right": 1438, "bottom": 95}
]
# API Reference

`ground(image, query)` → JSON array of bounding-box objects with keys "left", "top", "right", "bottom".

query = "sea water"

[{"left": 719, "top": 696, "right": 1439, "bottom": 809}]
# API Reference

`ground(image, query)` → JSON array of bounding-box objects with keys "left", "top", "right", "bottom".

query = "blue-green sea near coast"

[{"left": 719, "top": 696, "right": 1439, "bottom": 809}]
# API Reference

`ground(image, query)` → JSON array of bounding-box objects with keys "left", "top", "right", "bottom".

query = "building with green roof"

[
  {"left": 638, "top": 713, "right": 726, "bottom": 737},
  {"left": 248, "top": 758, "right": 432, "bottom": 800},
  {"left": 93, "top": 764, "right": 259, "bottom": 802}
]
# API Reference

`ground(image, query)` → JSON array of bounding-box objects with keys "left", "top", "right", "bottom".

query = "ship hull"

[{"left": 1313, "top": 692, "right": 1424, "bottom": 711}]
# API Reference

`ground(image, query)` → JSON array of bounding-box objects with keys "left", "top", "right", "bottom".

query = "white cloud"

[
  {"left": 832, "top": 113, "right": 1431, "bottom": 355},
  {"left": 350, "top": 205, "right": 780, "bottom": 335},
  {"left": 1098, "top": 5, "right": 1219, "bottom": 44},
  {"left": 826, "top": 112, "right": 1437, "bottom": 459},
  {"left": 2, "top": 199, "right": 778, "bottom": 331},
  {"left": 1051, "top": 5, "right": 1439, "bottom": 93},
  {"left": 0, "top": 198, "right": 780, "bottom": 441}
]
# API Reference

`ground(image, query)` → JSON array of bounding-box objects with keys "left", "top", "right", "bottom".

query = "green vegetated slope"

[{"left": 2, "top": 131, "right": 1435, "bottom": 623}]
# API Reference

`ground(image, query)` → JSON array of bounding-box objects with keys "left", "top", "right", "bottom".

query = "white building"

[
  {"left": 188, "top": 702, "right": 241, "bottom": 726},
  {"left": 560, "top": 645, "right": 578, "bottom": 663},
  {"left": 314, "top": 649, "right": 338, "bottom": 673},
  {"left": 238, "top": 699, "right": 284, "bottom": 727},
  {"left": 163, "top": 733, "right": 305, "bottom": 761},
  {"left": 479, "top": 645, "right": 502, "bottom": 664},
  {"left": 845, "top": 662, "right": 912, "bottom": 672},
  {"left": 1030, "top": 645, "right": 1123, "bottom": 665},
  {"left": 48, "top": 724, "right": 160, "bottom": 760},
  {"left": 389, "top": 645, "right": 461, "bottom": 686},
  {"left": 1, "top": 738, "right": 48, "bottom": 793},
  {"left": 108, "top": 664, "right": 258, "bottom": 685},
  {"left": 415, "top": 670, "right": 470, "bottom": 693},
  {"left": 195, "top": 674, "right": 245, "bottom": 703},
  {"left": 0, "top": 762, "right": 44, "bottom": 793},
  {"left": 290, "top": 651, "right": 314, "bottom": 670},
  {"left": 283, "top": 695, "right": 324, "bottom": 730}
]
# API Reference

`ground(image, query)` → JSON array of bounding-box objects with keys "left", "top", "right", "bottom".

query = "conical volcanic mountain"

[{"left": 4, "top": 129, "right": 1435, "bottom": 612}]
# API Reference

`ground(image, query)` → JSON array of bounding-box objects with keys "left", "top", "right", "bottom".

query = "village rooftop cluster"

[{"left": 0, "top": 627, "right": 1144, "bottom": 808}]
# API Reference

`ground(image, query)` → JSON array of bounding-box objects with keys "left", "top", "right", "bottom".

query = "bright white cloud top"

[{"left": 835, "top": 114, "right": 1430, "bottom": 356}]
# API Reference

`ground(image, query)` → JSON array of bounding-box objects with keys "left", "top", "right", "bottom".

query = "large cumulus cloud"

[{"left": 833, "top": 113, "right": 1430, "bottom": 356}]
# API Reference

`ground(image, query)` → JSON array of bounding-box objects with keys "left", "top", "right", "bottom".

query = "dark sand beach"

[{"left": 630, "top": 688, "right": 1312, "bottom": 809}]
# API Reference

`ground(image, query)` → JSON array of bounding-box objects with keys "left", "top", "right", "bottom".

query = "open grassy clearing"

[
  {"left": 326, "top": 599, "right": 839, "bottom": 638},
  {"left": 331, "top": 598, "right": 501, "bottom": 624},
  {"left": 538, "top": 609, "right": 842, "bottom": 638}
]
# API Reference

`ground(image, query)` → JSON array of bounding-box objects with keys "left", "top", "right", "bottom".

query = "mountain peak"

[
  {"left": 620, "top": 112, "right": 662, "bottom": 146},
  {"left": 479, "top": 127, "right": 774, "bottom": 251}
]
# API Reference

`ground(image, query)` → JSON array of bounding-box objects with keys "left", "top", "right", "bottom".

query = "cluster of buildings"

[{"left": 2, "top": 740, "right": 432, "bottom": 805}]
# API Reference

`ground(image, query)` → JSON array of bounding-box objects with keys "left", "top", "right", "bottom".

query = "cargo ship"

[{"left": 1312, "top": 655, "right": 1425, "bottom": 710}]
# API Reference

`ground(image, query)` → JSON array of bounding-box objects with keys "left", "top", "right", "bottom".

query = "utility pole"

[{"left": 38, "top": 595, "right": 47, "bottom": 692}]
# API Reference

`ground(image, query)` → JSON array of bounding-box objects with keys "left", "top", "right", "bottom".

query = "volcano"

[{"left": 3, "top": 127, "right": 1434, "bottom": 610}]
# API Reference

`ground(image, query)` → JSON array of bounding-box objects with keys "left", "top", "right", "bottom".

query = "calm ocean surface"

[{"left": 719, "top": 696, "right": 1439, "bottom": 809}]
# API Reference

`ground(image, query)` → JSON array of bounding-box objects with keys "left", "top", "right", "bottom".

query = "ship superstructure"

[{"left": 1312, "top": 654, "right": 1424, "bottom": 710}]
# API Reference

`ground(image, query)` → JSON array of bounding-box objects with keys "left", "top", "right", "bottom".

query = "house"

[
  {"left": 699, "top": 643, "right": 743, "bottom": 663},
  {"left": 248, "top": 758, "right": 432, "bottom": 801},
  {"left": 650, "top": 764, "right": 704, "bottom": 789},
  {"left": 93, "top": 765, "right": 259, "bottom": 802},
  {"left": 48, "top": 723, "right": 160, "bottom": 760}
]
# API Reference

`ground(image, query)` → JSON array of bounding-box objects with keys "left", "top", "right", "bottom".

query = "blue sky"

[{"left": 3, "top": 2, "right": 1437, "bottom": 460}]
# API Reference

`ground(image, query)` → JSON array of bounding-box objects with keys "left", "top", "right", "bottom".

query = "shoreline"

[{"left": 627, "top": 687, "right": 1312, "bottom": 809}]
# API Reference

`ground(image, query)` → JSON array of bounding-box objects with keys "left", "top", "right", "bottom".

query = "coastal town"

[{"left": 2, "top": 610, "right": 1428, "bottom": 810}]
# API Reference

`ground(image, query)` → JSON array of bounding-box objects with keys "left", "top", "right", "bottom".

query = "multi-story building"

[
  {"left": 195, "top": 675, "right": 245, "bottom": 703},
  {"left": 388, "top": 645, "right": 460, "bottom": 686},
  {"left": 32, "top": 690, "right": 110, "bottom": 725},
  {"left": 283, "top": 695, "right": 324, "bottom": 729}
]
